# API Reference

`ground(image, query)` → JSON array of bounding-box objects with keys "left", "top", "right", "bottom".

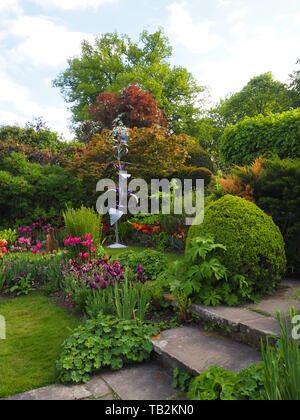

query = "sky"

[{"left": 0, "top": 0, "right": 299, "bottom": 139}]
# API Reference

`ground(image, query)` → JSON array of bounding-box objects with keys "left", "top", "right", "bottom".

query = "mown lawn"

[{"left": 0, "top": 293, "right": 79, "bottom": 398}]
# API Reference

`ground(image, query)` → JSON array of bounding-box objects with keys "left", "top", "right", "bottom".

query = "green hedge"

[
  {"left": 255, "top": 158, "right": 300, "bottom": 275},
  {"left": 187, "top": 195, "right": 286, "bottom": 294},
  {"left": 220, "top": 109, "right": 300, "bottom": 165}
]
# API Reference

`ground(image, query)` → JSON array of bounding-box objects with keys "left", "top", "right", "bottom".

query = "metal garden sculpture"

[{"left": 108, "top": 119, "right": 138, "bottom": 249}]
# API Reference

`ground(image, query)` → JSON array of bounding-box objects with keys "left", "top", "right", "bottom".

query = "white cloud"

[
  {"left": 33, "top": 0, "right": 117, "bottom": 11},
  {"left": 7, "top": 15, "right": 93, "bottom": 67},
  {"left": 226, "top": 7, "right": 249, "bottom": 23},
  {"left": 195, "top": 23, "right": 300, "bottom": 103},
  {"left": 0, "top": 69, "right": 72, "bottom": 138},
  {"left": 217, "top": 0, "right": 232, "bottom": 7},
  {"left": 167, "top": 2, "right": 223, "bottom": 54},
  {"left": 0, "top": 0, "right": 22, "bottom": 15}
]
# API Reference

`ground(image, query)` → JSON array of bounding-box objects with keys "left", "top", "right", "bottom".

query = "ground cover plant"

[
  {"left": 56, "top": 315, "right": 159, "bottom": 384},
  {"left": 187, "top": 364, "right": 264, "bottom": 400},
  {"left": 118, "top": 249, "right": 168, "bottom": 281}
]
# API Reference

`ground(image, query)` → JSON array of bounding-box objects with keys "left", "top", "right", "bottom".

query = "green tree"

[
  {"left": 53, "top": 29, "right": 205, "bottom": 135},
  {"left": 215, "top": 73, "right": 292, "bottom": 126},
  {"left": 289, "top": 59, "right": 300, "bottom": 108}
]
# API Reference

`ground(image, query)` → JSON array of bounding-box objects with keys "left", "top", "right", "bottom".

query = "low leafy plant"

[
  {"left": 161, "top": 236, "right": 259, "bottom": 306},
  {"left": 187, "top": 364, "right": 264, "bottom": 401},
  {"left": 0, "top": 253, "right": 65, "bottom": 294},
  {"left": 7, "top": 273, "right": 34, "bottom": 296},
  {"left": 56, "top": 315, "right": 159, "bottom": 384},
  {"left": 118, "top": 249, "right": 168, "bottom": 281},
  {"left": 172, "top": 367, "right": 193, "bottom": 393}
]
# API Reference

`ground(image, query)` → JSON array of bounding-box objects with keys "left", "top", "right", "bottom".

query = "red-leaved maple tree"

[{"left": 89, "top": 84, "right": 167, "bottom": 130}]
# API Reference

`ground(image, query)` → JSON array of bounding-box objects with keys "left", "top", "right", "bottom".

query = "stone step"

[
  {"left": 152, "top": 326, "right": 261, "bottom": 377},
  {"left": 190, "top": 279, "right": 300, "bottom": 348},
  {"left": 101, "top": 362, "right": 184, "bottom": 400},
  {"left": 3, "top": 362, "right": 183, "bottom": 401}
]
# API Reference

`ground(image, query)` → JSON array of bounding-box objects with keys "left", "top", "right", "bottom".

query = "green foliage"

[
  {"left": 216, "top": 72, "right": 292, "bottom": 127},
  {"left": 0, "top": 125, "right": 62, "bottom": 151},
  {"left": 0, "top": 153, "right": 84, "bottom": 226},
  {"left": 56, "top": 315, "right": 159, "bottom": 384},
  {"left": 187, "top": 364, "right": 264, "bottom": 400},
  {"left": 114, "top": 275, "right": 150, "bottom": 321},
  {"left": 176, "top": 166, "right": 212, "bottom": 187},
  {"left": 118, "top": 249, "right": 168, "bottom": 281},
  {"left": 187, "top": 196, "right": 286, "bottom": 298},
  {"left": 63, "top": 206, "right": 102, "bottom": 248},
  {"left": 185, "top": 140, "right": 214, "bottom": 172},
  {"left": 163, "top": 236, "right": 254, "bottom": 307},
  {"left": 0, "top": 228, "right": 18, "bottom": 248},
  {"left": 117, "top": 221, "right": 135, "bottom": 243},
  {"left": 172, "top": 367, "right": 193, "bottom": 393},
  {"left": 6, "top": 273, "right": 34, "bottom": 296},
  {"left": 289, "top": 59, "right": 300, "bottom": 108},
  {"left": 53, "top": 29, "right": 205, "bottom": 136},
  {"left": 262, "top": 308, "right": 300, "bottom": 401},
  {"left": 254, "top": 158, "right": 300, "bottom": 275},
  {"left": 0, "top": 253, "right": 65, "bottom": 294},
  {"left": 220, "top": 109, "right": 300, "bottom": 165},
  {"left": 85, "top": 288, "right": 115, "bottom": 318}
]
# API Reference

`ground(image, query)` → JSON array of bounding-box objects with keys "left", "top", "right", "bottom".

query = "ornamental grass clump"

[
  {"left": 262, "top": 308, "right": 300, "bottom": 401},
  {"left": 63, "top": 206, "right": 102, "bottom": 248}
]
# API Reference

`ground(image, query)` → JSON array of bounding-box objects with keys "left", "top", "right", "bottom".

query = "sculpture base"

[{"left": 108, "top": 243, "right": 128, "bottom": 249}]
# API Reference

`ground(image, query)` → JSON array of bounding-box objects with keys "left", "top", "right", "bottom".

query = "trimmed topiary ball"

[{"left": 186, "top": 195, "right": 286, "bottom": 295}]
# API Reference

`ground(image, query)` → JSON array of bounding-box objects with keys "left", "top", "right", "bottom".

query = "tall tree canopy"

[
  {"left": 214, "top": 72, "right": 292, "bottom": 127},
  {"left": 289, "top": 59, "right": 300, "bottom": 108},
  {"left": 54, "top": 29, "right": 205, "bottom": 136}
]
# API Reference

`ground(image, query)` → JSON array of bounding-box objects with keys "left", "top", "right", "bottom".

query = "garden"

[{"left": 0, "top": 30, "right": 300, "bottom": 401}]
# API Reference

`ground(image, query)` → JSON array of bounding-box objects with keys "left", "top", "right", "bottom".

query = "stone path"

[
  {"left": 190, "top": 279, "right": 300, "bottom": 346},
  {"left": 4, "top": 362, "right": 183, "bottom": 401}
]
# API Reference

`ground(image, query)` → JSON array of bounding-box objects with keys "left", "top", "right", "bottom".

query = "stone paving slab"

[
  {"left": 152, "top": 326, "right": 261, "bottom": 376},
  {"left": 3, "top": 362, "right": 181, "bottom": 401},
  {"left": 5, "top": 384, "right": 93, "bottom": 401},
  {"left": 247, "top": 280, "right": 300, "bottom": 317},
  {"left": 191, "top": 279, "right": 300, "bottom": 346},
  {"left": 101, "top": 363, "right": 182, "bottom": 400}
]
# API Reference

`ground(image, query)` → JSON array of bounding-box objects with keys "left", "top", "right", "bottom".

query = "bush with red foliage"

[{"left": 89, "top": 84, "right": 167, "bottom": 130}]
